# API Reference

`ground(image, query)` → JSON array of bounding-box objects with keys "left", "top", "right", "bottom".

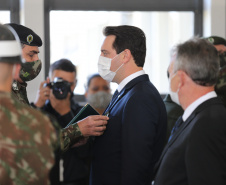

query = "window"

[
  {"left": 0, "top": 11, "right": 10, "bottom": 24},
  {"left": 50, "top": 11, "right": 194, "bottom": 95}
]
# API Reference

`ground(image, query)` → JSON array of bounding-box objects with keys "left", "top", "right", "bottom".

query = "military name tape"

[{"left": 0, "top": 40, "right": 21, "bottom": 57}]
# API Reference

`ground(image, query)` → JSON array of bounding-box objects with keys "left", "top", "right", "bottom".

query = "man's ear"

[
  {"left": 122, "top": 49, "right": 132, "bottom": 64},
  {"left": 13, "top": 63, "right": 21, "bottom": 79},
  {"left": 177, "top": 70, "right": 187, "bottom": 89}
]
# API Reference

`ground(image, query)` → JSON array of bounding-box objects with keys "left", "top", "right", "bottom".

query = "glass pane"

[
  {"left": 50, "top": 11, "right": 194, "bottom": 95},
  {"left": 0, "top": 11, "right": 10, "bottom": 24}
]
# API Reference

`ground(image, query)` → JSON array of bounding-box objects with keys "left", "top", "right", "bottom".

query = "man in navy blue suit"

[{"left": 90, "top": 25, "right": 167, "bottom": 185}]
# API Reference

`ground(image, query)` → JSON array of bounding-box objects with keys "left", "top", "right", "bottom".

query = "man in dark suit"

[
  {"left": 153, "top": 38, "right": 226, "bottom": 185},
  {"left": 90, "top": 25, "right": 167, "bottom": 185},
  {"left": 164, "top": 36, "right": 226, "bottom": 143}
]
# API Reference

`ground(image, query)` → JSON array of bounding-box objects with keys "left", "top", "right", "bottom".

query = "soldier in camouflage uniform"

[
  {"left": 204, "top": 36, "right": 226, "bottom": 107},
  {"left": 5, "top": 23, "right": 42, "bottom": 105},
  {"left": 4, "top": 23, "right": 42, "bottom": 104},
  {"left": 0, "top": 24, "right": 58, "bottom": 185},
  {"left": 6, "top": 23, "right": 109, "bottom": 153}
]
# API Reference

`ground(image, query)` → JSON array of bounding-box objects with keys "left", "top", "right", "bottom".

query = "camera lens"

[{"left": 52, "top": 82, "right": 70, "bottom": 99}]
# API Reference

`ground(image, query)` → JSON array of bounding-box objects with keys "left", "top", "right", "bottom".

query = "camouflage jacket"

[
  {"left": 60, "top": 123, "right": 83, "bottom": 152},
  {"left": 30, "top": 103, "right": 83, "bottom": 152},
  {"left": 11, "top": 80, "right": 29, "bottom": 105},
  {"left": 0, "top": 92, "right": 57, "bottom": 185},
  {"left": 11, "top": 79, "right": 83, "bottom": 153}
]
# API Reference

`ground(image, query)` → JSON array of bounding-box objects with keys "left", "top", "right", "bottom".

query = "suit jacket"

[
  {"left": 90, "top": 74, "right": 167, "bottom": 185},
  {"left": 163, "top": 94, "right": 184, "bottom": 143},
  {"left": 153, "top": 97, "right": 226, "bottom": 185}
]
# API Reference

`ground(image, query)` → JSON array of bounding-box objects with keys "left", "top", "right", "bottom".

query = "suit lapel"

[
  {"left": 103, "top": 74, "right": 149, "bottom": 116},
  {"left": 104, "top": 88, "right": 127, "bottom": 116},
  {"left": 155, "top": 112, "right": 196, "bottom": 171},
  {"left": 154, "top": 97, "right": 223, "bottom": 174},
  {"left": 167, "top": 113, "right": 196, "bottom": 147}
]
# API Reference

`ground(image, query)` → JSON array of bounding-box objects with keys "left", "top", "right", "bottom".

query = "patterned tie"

[{"left": 168, "top": 116, "right": 183, "bottom": 142}]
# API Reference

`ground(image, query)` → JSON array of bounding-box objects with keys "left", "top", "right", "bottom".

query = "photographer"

[
  {"left": 34, "top": 59, "right": 81, "bottom": 125},
  {"left": 32, "top": 58, "right": 92, "bottom": 185}
]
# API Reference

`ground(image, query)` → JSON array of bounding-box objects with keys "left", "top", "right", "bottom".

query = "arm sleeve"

[{"left": 60, "top": 123, "right": 83, "bottom": 152}]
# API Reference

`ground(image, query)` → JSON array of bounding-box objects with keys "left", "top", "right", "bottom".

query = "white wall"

[
  {"left": 203, "top": 0, "right": 226, "bottom": 38},
  {"left": 20, "top": 0, "right": 45, "bottom": 103}
]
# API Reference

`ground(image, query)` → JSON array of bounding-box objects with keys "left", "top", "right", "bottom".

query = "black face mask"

[{"left": 44, "top": 77, "right": 72, "bottom": 99}]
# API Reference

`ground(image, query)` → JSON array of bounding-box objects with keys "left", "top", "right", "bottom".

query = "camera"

[{"left": 43, "top": 77, "right": 72, "bottom": 99}]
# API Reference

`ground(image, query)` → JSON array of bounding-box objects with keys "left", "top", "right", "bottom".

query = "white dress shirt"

[
  {"left": 182, "top": 91, "right": 217, "bottom": 122},
  {"left": 117, "top": 70, "right": 145, "bottom": 93}
]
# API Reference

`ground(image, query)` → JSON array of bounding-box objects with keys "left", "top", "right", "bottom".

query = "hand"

[
  {"left": 71, "top": 137, "right": 89, "bottom": 148},
  {"left": 34, "top": 77, "right": 51, "bottom": 108},
  {"left": 77, "top": 115, "right": 109, "bottom": 137}
]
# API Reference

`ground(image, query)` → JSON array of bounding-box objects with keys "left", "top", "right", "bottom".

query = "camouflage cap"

[
  {"left": 203, "top": 36, "right": 226, "bottom": 46},
  {"left": 0, "top": 24, "right": 23, "bottom": 64},
  {"left": 5, "top": 23, "right": 42, "bottom": 47}
]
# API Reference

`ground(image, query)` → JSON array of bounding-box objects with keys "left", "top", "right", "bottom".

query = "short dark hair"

[
  {"left": 103, "top": 25, "right": 146, "bottom": 67},
  {"left": 86, "top": 73, "right": 101, "bottom": 89},
  {"left": 49, "top": 58, "right": 76, "bottom": 76}
]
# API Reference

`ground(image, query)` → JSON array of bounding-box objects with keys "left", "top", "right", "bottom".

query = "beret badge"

[
  {"left": 27, "top": 34, "right": 33, "bottom": 44},
  {"left": 207, "top": 37, "right": 214, "bottom": 44}
]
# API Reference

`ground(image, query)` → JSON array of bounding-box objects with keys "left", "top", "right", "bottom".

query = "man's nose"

[{"left": 34, "top": 54, "right": 39, "bottom": 61}]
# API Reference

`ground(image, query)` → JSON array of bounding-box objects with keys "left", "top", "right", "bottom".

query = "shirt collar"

[
  {"left": 117, "top": 70, "right": 145, "bottom": 92},
  {"left": 182, "top": 91, "right": 217, "bottom": 121}
]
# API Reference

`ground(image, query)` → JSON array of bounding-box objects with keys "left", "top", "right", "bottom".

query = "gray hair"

[{"left": 173, "top": 37, "right": 219, "bottom": 86}]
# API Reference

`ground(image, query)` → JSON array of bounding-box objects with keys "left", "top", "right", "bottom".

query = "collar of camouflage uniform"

[{"left": 12, "top": 80, "right": 27, "bottom": 91}]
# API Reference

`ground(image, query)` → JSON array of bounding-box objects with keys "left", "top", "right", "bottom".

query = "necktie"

[
  {"left": 168, "top": 116, "right": 183, "bottom": 142},
  {"left": 109, "top": 89, "right": 119, "bottom": 108},
  {"left": 104, "top": 90, "right": 119, "bottom": 116},
  {"left": 112, "top": 90, "right": 119, "bottom": 100}
]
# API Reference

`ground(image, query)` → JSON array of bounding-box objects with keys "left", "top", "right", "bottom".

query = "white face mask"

[
  {"left": 98, "top": 53, "right": 124, "bottom": 82},
  {"left": 169, "top": 88, "right": 180, "bottom": 105},
  {"left": 169, "top": 74, "right": 180, "bottom": 105}
]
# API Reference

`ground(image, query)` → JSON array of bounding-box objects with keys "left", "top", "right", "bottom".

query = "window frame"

[
  {"left": 44, "top": 0, "right": 203, "bottom": 77},
  {"left": 0, "top": 0, "right": 20, "bottom": 23}
]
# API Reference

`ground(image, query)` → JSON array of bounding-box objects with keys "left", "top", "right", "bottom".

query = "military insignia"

[
  {"left": 12, "top": 81, "right": 19, "bottom": 91},
  {"left": 207, "top": 37, "right": 214, "bottom": 44},
  {"left": 22, "top": 72, "right": 30, "bottom": 78},
  {"left": 27, "top": 34, "right": 33, "bottom": 44}
]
